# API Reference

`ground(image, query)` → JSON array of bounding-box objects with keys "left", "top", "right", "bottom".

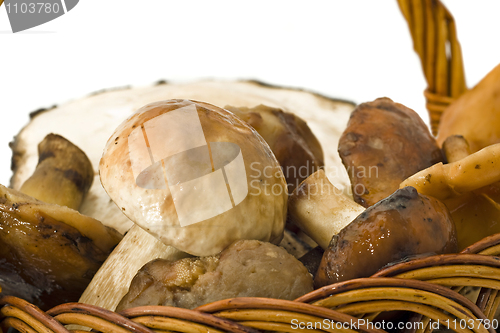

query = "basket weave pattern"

[
  {"left": 2, "top": 234, "right": 500, "bottom": 333},
  {"left": 397, "top": 0, "right": 468, "bottom": 135}
]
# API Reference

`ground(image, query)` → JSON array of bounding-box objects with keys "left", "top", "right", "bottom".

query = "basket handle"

[{"left": 397, "top": 0, "right": 468, "bottom": 135}]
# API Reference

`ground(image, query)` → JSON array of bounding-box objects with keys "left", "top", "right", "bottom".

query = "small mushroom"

[
  {"left": 20, "top": 134, "right": 93, "bottom": 210},
  {"left": 0, "top": 135, "right": 122, "bottom": 310},
  {"left": 338, "top": 97, "right": 444, "bottom": 207},
  {"left": 314, "top": 187, "right": 457, "bottom": 287},
  {"left": 80, "top": 99, "right": 288, "bottom": 311},
  {"left": 226, "top": 105, "right": 324, "bottom": 191}
]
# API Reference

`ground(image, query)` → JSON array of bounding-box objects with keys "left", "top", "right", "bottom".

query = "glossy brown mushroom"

[{"left": 314, "top": 186, "right": 457, "bottom": 288}]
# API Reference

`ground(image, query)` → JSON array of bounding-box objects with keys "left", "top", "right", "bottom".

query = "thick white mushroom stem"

[
  {"left": 401, "top": 143, "right": 500, "bottom": 201},
  {"left": 79, "top": 225, "right": 188, "bottom": 311},
  {"left": 288, "top": 170, "right": 364, "bottom": 249}
]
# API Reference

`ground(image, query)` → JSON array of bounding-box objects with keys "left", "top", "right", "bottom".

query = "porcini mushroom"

[
  {"left": 314, "top": 187, "right": 457, "bottom": 287},
  {"left": 116, "top": 240, "right": 313, "bottom": 310},
  {"left": 288, "top": 172, "right": 457, "bottom": 286},
  {"left": 0, "top": 135, "right": 122, "bottom": 310},
  {"left": 338, "top": 97, "right": 444, "bottom": 207},
  {"left": 80, "top": 99, "right": 288, "bottom": 311},
  {"left": 442, "top": 135, "right": 471, "bottom": 163}
]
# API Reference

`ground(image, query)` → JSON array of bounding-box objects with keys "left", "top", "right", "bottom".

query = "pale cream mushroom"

[{"left": 80, "top": 99, "right": 288, "bottom": 311}]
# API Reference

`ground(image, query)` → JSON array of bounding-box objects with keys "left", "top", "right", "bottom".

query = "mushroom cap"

[{"left": 100, "top": 99, "right": 287, "bottom": 256}]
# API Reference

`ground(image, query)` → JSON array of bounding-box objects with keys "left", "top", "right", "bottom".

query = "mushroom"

[
  {"left": 314, "top": 187, "right": 457, "bottom": 287},
  {"left": 402, "top": 139, "right": 500, "bottom": 249},
  {"left": 225, "top": 104, "right": 324, "bottom": 191},
  {"left": 80, "top": 99, "right": 288, "bottom": 311},
  {"left": 116, "top": 240, "right": 313, "bottom": 310},
  {"left": 287, "top": 171, "right": 457, "bottom": 286},
  {"left": 0, "top": 134, "right": 122, "bottom": 310},
  {"left": 19, "top": 134, "right": 93, "bottom": 210},
  {"left": 437, "top": 63, "right": 500, "bottom": 153},
  {"left": 338, "top": 97, "right": 444, "bottom": 207},
  {"left": 10, "top": 81, "right": 354, "bottom": 235}
]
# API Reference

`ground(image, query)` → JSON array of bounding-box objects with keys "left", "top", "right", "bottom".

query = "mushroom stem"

[
  {"left": 442, "top": 135, "right": 471, "bottom": 163},
  {"left": 78, "top": 225, "right": 188, "bottom": 311},
  {"left": 20, "top": 134, "right": 93, "bottom": 210},
  {"left": 401, "top": 143, "right": 500, "bottom": 200},
  {"left": 288, "top": 170, "right": 364, "bottom": 249}
]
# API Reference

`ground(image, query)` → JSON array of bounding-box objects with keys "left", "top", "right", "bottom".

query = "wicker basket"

[
  {"left": 2, "top": 234, "right": 500, "bottom": 333},
  {"left": 1, "top": 1, "right": 495, "bottom": 333}
]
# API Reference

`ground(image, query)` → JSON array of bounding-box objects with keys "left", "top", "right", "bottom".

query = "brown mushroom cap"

[
  {"left": 100, "top": 99, "right": 287, "bottom": 256},
  {"left": 338, "top": 97, "right": 444, "bottom": 207},
  {"left": 226, "top": 104, "right": 324, "bottom": 191},
  {"left": 0, "top": 184, "right": 122, "bottom": 310},
  {"left": 314, "top": 186, "right": 457, "bottom": 287}
]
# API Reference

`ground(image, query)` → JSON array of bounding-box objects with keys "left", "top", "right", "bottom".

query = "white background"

[{"left": 0, "top": 0, "right": 499, "bottom": 186}]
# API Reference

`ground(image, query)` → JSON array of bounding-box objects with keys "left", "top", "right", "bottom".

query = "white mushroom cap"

[{"left": 100, "top": 99, "right": 287, "bottom": 256}]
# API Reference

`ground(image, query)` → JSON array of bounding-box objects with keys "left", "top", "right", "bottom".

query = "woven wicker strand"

[
  {"left": 196, "top": 298, "right": 386, "bottom": 333},
  {"left": 47, "top": 303, "right": 156, "bottom": 333},
  {"left": 0, "top": 296, "right": 69, "bottom": 333},
  {"left": 5, "top": 249, "right": 500, "bottom": 333},
  {"left": 397, "top": 0, "right": 468, "bottom": 135},
  {"left": 119, "top": 305, "right": 260, "bottom": 333},
  {"left": 370, "top": 251, "right": 500, "bottom": 322},
  {"left": 296, "top": 271, "right": 498, "bottom": 333}
]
